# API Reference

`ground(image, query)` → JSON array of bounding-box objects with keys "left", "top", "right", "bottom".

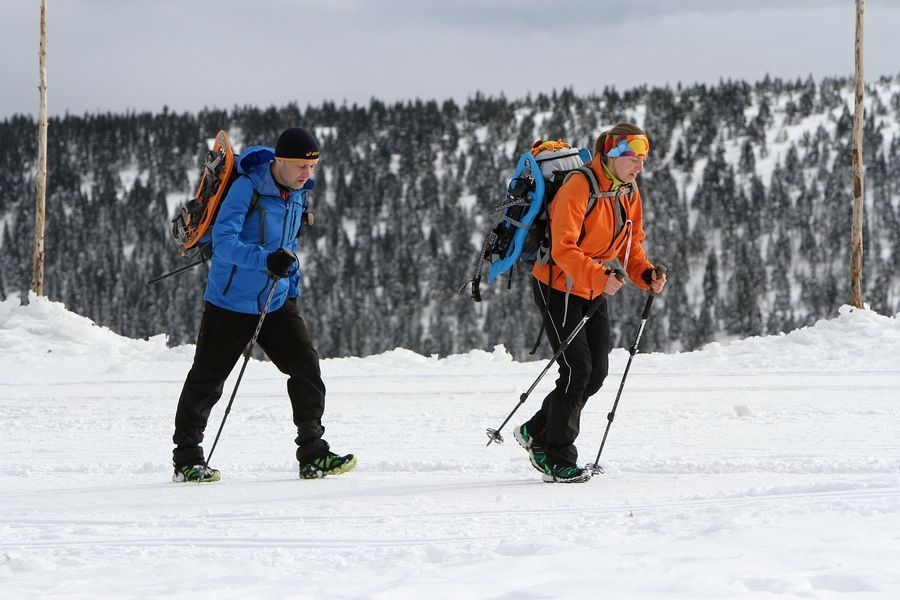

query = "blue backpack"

[{"left": 461, "top": 141, "right": 601, "bottom": 301}]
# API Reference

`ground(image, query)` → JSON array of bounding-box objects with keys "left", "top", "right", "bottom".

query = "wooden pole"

[
  {"left": 31, "top": 0, "right": 48, "bottom": 296},
  {"left": 849, "top": 0, "right": 865, "bottom": 308}
]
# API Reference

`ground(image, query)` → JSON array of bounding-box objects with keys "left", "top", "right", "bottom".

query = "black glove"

[
  {"left": 641, "top": 266, "right": 666, "bottom": 285},
  {"left": 266, "top": 248, "right": 297, "bottom": 278}
]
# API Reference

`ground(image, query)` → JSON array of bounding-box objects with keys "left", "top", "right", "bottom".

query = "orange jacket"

[{"left": 531, "top": 155, "right": 654, "bottom": 299}]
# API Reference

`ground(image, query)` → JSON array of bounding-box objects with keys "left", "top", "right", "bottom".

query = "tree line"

[{"left": 1, "top": 75, "right": 898, "bottom": 359}]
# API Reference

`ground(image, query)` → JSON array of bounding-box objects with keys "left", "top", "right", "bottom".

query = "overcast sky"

[{"left": 2, "top": 1, "right": 899, "bottom": 119}]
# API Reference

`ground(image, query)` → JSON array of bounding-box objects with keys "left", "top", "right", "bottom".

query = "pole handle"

[
  {"left": 641, "top": 263, "right": 668, "bottom": 318},
  {"left": 651, "top": 263, "right": 668, "bottom": 284}
]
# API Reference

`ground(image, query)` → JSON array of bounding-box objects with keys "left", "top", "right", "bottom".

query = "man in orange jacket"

[{"left": 514, "top": 123, "right": 667, "bottom": 483}]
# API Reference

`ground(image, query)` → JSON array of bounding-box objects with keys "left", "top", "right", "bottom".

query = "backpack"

[
  {"left": 170, "top": 130, "right": 257, "bottom": 260},
  {"left": 461, "top": 139, "right": 604, "bottom": 302},
  {"left": 149, "top": 130, "right": 262, "bottom": 284}
]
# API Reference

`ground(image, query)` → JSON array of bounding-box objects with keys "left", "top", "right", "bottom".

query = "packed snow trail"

[{"left": 1, "top": 296, "right": 898, "bottom": 599}]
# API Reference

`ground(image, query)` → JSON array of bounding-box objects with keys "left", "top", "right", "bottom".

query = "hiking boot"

[
  {"left": 172, "top": 464, "right": 221, "bottom": 483},
  {"left": 542, "top": 464, "right": 592, "bottom": 484},
  {"left": 299, "top": 451, "right": 357, "bottom": 479},
  {"left": 514, "top": 424, "right": 548, "bottom": 473}
]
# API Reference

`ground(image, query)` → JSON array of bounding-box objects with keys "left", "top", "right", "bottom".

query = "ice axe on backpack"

[
  {"left": 485, "top": 267, "right": 627, "bottom": 447},
  {"left": 586, "top": 263, "right": 667, "bottom": 475}
]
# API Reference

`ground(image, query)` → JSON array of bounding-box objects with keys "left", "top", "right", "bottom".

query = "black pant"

[
  {"left": 525, "top": 278, "right": 610, "bottom": 468},
  {"left": 172, "top": 298, "right": 328, "bottom": 467}
]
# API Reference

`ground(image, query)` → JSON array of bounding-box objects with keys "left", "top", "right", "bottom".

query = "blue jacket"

[{"left": 203, "top": 145, "right": 313, "bottom": 314}]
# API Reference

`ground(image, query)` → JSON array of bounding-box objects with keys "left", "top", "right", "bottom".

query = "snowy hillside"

[
  {"left": 1, "top": 294, "right": 899, "bottom": 599},
  {"left": 3, "top": 77, "right": 900, "bottom": 359}
]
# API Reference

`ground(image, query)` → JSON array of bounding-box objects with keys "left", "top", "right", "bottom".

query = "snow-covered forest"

[{"left": 1, "top": 74, "right": 898, "bottom": 358}]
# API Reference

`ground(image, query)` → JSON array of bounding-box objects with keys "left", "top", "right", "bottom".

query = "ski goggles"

[{"left": 604, "top": 135, "right": 649, "bottom": 158}]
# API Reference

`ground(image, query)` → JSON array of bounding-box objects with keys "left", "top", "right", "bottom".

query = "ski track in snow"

[{"left": 1, "top": 296, "right": 899, "bottom": 599}]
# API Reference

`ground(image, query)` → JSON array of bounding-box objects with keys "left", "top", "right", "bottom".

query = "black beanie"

[{"left": 275, "top": 127, "right": 320, "bottom": 160}]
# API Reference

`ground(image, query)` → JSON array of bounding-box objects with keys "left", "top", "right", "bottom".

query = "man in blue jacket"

[{"left": 171, "top": 127, "right": 356, "bottom": 482}]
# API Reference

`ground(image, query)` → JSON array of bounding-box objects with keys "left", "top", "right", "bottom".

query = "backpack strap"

[
  {"left": 578, "top": 167, "right": 638, "bottom": 254},
  {"left": 246, "top": 190, "right": 260, "bottom": 217},
  {"left": 574, "top": 165, "right": 602, "bottom": 200},
  {"left": 238, "top": 188, "right": 262, "bottom": 243},
  {"left": 563, "top": 165, "right": 609, "bottom": 245},
  {"left": 615, "top": 183, "right": 635, "bottom": 270}
]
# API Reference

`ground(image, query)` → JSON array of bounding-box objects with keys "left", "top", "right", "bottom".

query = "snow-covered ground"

[{"left": 1, "top": 294, "right": 898, "bottom": 599}]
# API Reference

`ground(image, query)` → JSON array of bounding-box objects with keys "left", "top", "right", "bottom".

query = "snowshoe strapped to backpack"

[
  {"left": 171, "top": 130, "right": 238, "bottom": 258},
  {"left": 148, "top": 130, "right": 264, "bottom": 285},
  {"left": 461, "top": 140, "right": 595, "bottom": 302}
]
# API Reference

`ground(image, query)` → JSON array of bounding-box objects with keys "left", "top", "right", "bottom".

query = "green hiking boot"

[
  {"left": 514, "top": 424, "right": 548, "bottom": 473},
  {"left": 172, "top": 464, "right": 221, "bottom": 483},
  {"left": 542, "top": 464, "right": 592, "bottom": 484},
  {"left": 299, "top": 451, "right": 357, "bottom": 479}
]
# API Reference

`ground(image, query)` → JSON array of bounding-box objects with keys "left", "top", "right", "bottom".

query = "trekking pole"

[
  {"left": 147, "top": 242, "right": 212, "bottom": 285},
  {"left": 204, "top": 277, "right": 280, "bottom": 470},
  {"left": 486, "top": 268, "right": 626, "bottom": 447},
  {"left": 586, "top": 264, "right": 667, "bottom": 475},
  {"left": 147, "top": 258, "right": 205, "bottom": 284}
]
